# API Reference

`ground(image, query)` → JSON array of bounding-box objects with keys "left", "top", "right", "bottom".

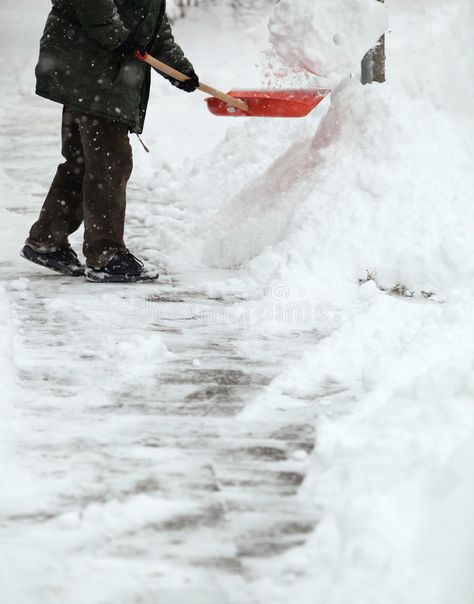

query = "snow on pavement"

[
  {"left": 0, "top": 4, "right": 326, "bottom": 601},
  {"left": 0, "top": 91, "right": 324, "bottom": 602}
]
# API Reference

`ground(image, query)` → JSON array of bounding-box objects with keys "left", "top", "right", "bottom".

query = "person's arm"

[
  {"left": 150, "top": 15, "right": 196, "bottom": 82},
  {"left": 72, "top": 0, "right": 130, "bottom": 51}
]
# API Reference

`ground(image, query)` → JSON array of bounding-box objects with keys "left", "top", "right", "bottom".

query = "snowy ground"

[{"left": 1, "top": 1, "right": 474, "bottom": 603}]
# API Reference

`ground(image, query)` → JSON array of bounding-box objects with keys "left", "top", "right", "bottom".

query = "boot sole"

[
  {"left": 20, "top": 247, "right": 85, "bottom": 277},
  {"left": 85, "top": 270, "right": 159, "bottom": 284}
]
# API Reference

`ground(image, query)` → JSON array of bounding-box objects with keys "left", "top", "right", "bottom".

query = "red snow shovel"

[{"left": 135, "top": 52, "right": 330, "bottom": 118}]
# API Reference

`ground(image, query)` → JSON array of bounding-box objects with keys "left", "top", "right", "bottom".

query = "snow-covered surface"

[{"left": 1, "top": 0, "right": 473, "bottom": 603}]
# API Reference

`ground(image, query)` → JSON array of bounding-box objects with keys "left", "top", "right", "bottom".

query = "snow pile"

[
  {"left": 269, "top": 0, "right": 387, "bottom": 85},
  {"left": 204, "top": 76, "right": 474, "bottom": 301},
  {"left": 245, "top": 282, "right": 474, "bottom": 603},
  {"left": 201, "top": 0, "right": 474, "bottom": 304},
  {"left": 198, "top": 0, "right": 474, "bottom": 602}
]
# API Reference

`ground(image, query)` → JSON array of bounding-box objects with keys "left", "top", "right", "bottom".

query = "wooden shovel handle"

[{"left": 138, "top": 52, "right": 250, "bottom": 113}]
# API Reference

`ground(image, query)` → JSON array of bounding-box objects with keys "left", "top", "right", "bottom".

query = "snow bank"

[
  {"left": 269, "top": 0, "right": 387, "bottom": 86},
  {"left": 202, "top": 0, "right": 474, "bottom": 303},
  {"left": 199, "top": 1, "right": 474, "bottom": 602},
  {"left": 248, "top": 285, "right": 474, "bottom": 604},
  {"left": 204, "top": 76, "right": 474, "bottom": 302}
]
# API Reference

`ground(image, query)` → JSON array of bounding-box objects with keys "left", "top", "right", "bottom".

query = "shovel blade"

[{"left": 205, "top": 89, "right": 330, "bottom": 118}]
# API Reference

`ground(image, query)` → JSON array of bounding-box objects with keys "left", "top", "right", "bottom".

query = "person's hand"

[
  {"left": 170, "top": 70, "right": 200, "bottom": 93},
  {"left": 116, "top": 36, "right": 146, "bottom": 59}
]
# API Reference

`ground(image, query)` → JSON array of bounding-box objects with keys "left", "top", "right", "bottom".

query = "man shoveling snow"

[{"left": 21, "top": 0, "right": 199, "bottom": 283}]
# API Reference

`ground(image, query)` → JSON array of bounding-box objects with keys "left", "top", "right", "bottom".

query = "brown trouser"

[{"left": 27, "top": 107, "right": 133, "bottom": 267}]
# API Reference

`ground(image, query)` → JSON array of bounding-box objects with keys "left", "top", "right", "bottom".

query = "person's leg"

[
  {"left": 75, "top": 113, "right": 133, "bottom": 268},
  {"left": 27, "top": 107, "right": 85, "bottom": 251}
]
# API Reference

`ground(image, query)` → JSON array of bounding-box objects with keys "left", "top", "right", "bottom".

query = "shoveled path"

[{"left": 0, "top": 91, "right": 321, "bottom": 604}]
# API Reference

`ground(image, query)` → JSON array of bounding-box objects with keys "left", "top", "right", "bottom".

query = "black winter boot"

[
  {"left": 21, "top": 244, "right": 84, "bottom": 276},
  {"left": 85, "top": 250, "right": 159, "bottom": 283}
]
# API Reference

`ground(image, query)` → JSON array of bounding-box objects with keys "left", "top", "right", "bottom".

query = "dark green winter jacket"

[{"left": 35, "top": 0, "right": 194, "bottom": 132}]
